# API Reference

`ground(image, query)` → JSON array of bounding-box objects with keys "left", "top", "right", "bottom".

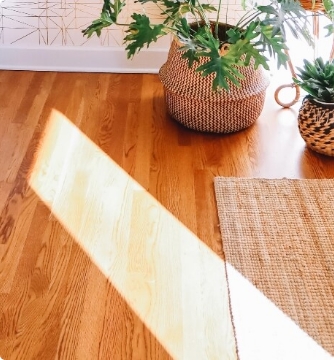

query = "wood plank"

[
  {"left": 27, "top": 110, "right": 236, "bottom": 359},
  {"left": 0, "top": 71, "right": 35, "bottom": 125},
  {"left": 1, "top": 70, "right": 334, "bottom": 359}
]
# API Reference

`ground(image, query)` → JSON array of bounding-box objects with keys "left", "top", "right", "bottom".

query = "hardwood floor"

[{"left": 0, "top": 70, "right": 333, "bottom": 360}]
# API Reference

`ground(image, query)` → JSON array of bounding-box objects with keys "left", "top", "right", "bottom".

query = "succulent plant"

[{"left": 293, "top": 57, "right": 334, "bottom": 103}]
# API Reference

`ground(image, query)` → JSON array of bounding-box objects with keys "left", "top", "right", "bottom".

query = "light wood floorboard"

[{"left": 0, "top": 70, "right": 333, "bottom": 360}]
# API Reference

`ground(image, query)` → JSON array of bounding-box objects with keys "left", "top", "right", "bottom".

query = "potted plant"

[
  {"left": 82, "top": 0, "right": 324, "bottom": 133},
  {"left": 293, "top": 57, "right": 334, "bottom": 156}
]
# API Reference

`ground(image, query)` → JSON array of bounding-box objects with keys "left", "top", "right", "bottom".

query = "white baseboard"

[{"left": 0, "top": 46, "right": 169, "bottom": 73}]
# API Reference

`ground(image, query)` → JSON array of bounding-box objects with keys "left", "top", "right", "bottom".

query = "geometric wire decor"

[
  {"left": 0, "top": 0, "right": 122, "bottom": 46},
  {"left": 0, "top": 0, "right": 244, "bottom": 47}
]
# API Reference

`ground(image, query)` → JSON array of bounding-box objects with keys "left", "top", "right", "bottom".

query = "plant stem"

[
  {"left": 236, "top": 10, "right": 261, "bottom": 29},
  {"left": 215, "top": 0, "right": 223, "bottom": 38},
  {"left": 193, "top": 0, "right": 210, "bottom": 25}
]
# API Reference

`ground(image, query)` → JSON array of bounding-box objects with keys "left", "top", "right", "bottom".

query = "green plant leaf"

[
  {"left": 124, "top": 14, "right": 167, "bottom": 57},
  {"left": 175, "top": 17, "right": 193, "bottom": 40},
  {"left": 159, "top": 0, "right": 185, "bottom": 25},
  {"left": 226, "top": 22, "right": 270, "bottom": 69},
  {"left": 323, "top": 0, "right": 334, "bottom": 21},
  {"left": 181, "top": 49, "right": 201, "bottom": 67},
  {"left": 324, "top": 23, "right": 334, "bottom": 37},
  {"left": 259, "top": 0, "right": 311, "bottom": 45},
  {"left": 226, "top": 28, "right": 243, "bottom": 44},
  {"left": 196, "top": 56, "right": 245, "bottom": 91},
  {"left": 193, "top": 33, "right": 245, "bottom": 91},
  {"left": 176, "top": 21, "right": 214, "bottom": 67},
  {"left": 293, "top": 57, "right": 334, "bottom": 102},
  {"left": 258, "top": 24, "right": 289, "bottom": 67},
  {"left": 82, "top": 0, "right": 125, "bottom": 37},
  {"left": 257, "top": 5, "right": 279, "bottom": 16}
]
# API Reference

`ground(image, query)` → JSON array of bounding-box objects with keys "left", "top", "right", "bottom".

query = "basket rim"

[{"left": 304, "top": 95, "right": 334, "bottom": 109}]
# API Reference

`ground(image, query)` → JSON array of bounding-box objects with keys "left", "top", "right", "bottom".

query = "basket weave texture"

[
  {"left": 300, "top": 0, "right": 325, "bottom": 12},
  {"left": 159, "top": 40, "right": 270, "bottom": 133},
  {"left": 298, "top": 96, "right": 334, "bottom": 156}
]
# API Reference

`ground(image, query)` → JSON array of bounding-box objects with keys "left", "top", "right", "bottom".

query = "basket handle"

[{"left": 274, "top": 83, "right": 301, "bottom": 108}]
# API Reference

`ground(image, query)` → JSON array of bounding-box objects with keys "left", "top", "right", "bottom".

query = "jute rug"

[{"left": 214, "top": 177, "right": 334, "bottom": 360}]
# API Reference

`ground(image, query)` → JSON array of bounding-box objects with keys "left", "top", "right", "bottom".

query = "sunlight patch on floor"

[
  {"left": 28, "top": 109, "right": 236, "bottom": 360},
  {"left": 226, "top": 263, "right": 333, "bottom": 360},
  {"left": 28, "top": 109, "right": 332, "bottom": 360}
]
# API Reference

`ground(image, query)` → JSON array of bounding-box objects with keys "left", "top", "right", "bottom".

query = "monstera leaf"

[
  {"left": 191, "top": 31, "right": 245, "bottom": 91},
  {"left": 196, "top": 55, "right": 245, "bottom": 91},
  {"left": 257, "top": 24, "right": 289, "bottom": 67},
  {"left": 124, "top": 14, "right": 167, "bottom": 57},
  {"left": 82, "top": 0, "right": 125, "bottom": 37}
]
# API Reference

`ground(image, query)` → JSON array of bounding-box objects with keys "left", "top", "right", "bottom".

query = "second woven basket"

[
  {"left": 159, "top": 39, "right": 270, "bottom": 133},
  {"left": 298, "top": 97, "right": 334, "bottom": 156}
]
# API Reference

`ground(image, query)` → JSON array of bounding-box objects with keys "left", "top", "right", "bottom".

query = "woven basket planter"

[
  {"left": 159, "top": 38, "right": 270, "bottom": 133},
  {"left": 300, "top": 0, "right": 325, "bottom": 11},
  {"left": 298, "top": 96, "right": 334, "bottom": 156}
]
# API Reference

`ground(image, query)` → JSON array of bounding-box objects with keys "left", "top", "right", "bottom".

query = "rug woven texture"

[{"left": 214, "top": 177, "right": 334, "bottom": 356}]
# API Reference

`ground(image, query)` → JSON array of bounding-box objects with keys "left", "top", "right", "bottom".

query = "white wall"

[{"left": 0, "top": 0, "right": 171, "bottom": 72}]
